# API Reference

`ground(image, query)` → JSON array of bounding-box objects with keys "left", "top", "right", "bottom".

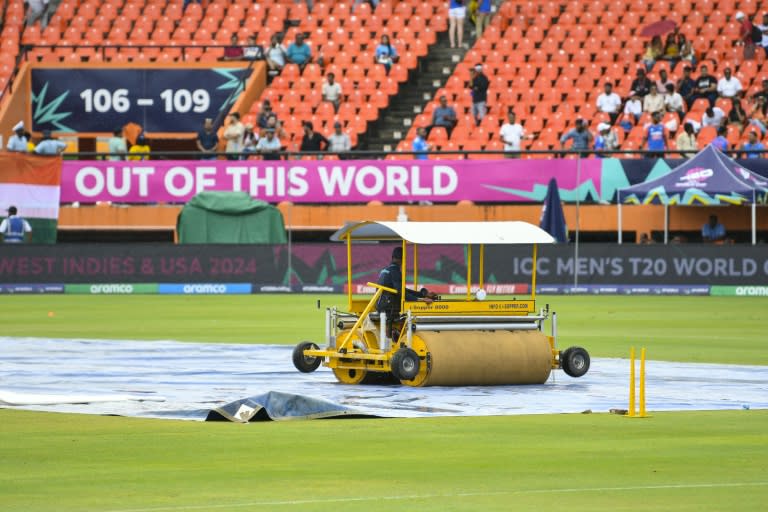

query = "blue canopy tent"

[{"left": 617, "top": 145, "right": 768, "bottom": 244}]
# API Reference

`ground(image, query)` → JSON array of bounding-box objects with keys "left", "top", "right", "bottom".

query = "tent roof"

[
  {"left": 330, "top": 221, "right": 555, "bottom": 244},
  {"left": 618, "top": 145, "right": 768, "bottom": 205}
]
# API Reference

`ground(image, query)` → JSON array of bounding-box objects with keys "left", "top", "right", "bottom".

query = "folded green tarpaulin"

[{"left": 177, "top": 191, "right": 287, "bottom": 244}]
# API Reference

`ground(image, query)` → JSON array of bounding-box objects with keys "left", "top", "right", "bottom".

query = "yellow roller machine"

[{"left": 292, "top": 221, "right": 590, "bottom": 386}]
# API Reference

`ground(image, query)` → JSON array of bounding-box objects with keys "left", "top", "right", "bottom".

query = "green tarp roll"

[{"left": 176, "top": 191, "right": 287, "bottom": 244}]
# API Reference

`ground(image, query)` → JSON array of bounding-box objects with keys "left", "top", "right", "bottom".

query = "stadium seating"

[
  {"left": 398, "top": 0, "right": 768, "bottom": 157},
  {"left": 2, "top": 0, "right": 767, "bottom": 157}
]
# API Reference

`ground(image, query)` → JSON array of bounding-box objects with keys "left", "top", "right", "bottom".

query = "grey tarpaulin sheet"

[{"left": 1, "top": 337, "right": 766, "bottom": 421}]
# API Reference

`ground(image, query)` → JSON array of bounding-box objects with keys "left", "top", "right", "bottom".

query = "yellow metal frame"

[{"left": 309, "top": 230, "right": 552, "bottom": 380}]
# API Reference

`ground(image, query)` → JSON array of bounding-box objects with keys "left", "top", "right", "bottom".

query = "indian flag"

[{"left": 0, "top": 153, "right": 61, "bottom": 243}]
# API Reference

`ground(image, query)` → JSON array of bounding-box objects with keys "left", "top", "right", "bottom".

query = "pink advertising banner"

[{"left": 60, "top": 159, "right": 603, "bottom": 203}]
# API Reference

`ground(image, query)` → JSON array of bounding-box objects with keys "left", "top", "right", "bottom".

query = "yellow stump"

[{"left": 628, "top": 346, "right": 648, "bottom": 418}]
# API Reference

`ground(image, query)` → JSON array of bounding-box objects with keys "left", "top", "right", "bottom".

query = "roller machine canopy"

[{"left": 330, "top": 221, "right": 556, "bottom": 245}]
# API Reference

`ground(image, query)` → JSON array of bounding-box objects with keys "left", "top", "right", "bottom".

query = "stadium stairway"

[{"left": 360, "top": 31, "right": 467, "bottom": 153}]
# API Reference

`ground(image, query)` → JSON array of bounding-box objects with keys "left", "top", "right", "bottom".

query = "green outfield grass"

[
  {"left": 1, "top": 295, "right": 766, "bottom": 364},
  {"left": 1, "top": 408, "right": 766, "bottom": 512},
  {"left": 2, "top": 294, "right": 766, "bottom": 511}
]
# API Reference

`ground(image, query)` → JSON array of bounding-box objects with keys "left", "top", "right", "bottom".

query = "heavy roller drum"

[
  {"left": 391, "top": 330, "right": 553, "bottom": 387},
  {"left": 331, "top": 329, "right": 397, "bottom": 385}
]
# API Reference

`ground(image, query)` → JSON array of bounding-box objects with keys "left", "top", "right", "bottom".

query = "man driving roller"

[{"left": 376, "top": 247, "right": 438, "bottom": 337}]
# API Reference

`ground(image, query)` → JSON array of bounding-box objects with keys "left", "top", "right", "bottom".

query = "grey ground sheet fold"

[{"left": 1, "top": 338, "right": 766, "bottom": 421}]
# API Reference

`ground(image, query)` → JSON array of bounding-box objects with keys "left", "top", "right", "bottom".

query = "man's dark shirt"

[
  {"left": 197, "top": 130, "right": 218, "bottom": 150},
  {"left": 376, "top": 262, "right": 421, "bottom": 313},
  {"left": 695, "top": 74, "right": 716, "bottom": 92},
  {"left": 471, "top": 73, "right": 489, "bottom": 103},
  {"left": 630, "top": 76, "right": 652, "bottom": 96},
  {"left": 677, "top": 77, "right": 696, "bottom": 98},
  {"left": 300, "top": 132, "right": 329, "bottom": 151}
]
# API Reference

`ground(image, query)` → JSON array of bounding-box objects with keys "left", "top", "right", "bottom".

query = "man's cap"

[
  {"left": 736, "top": 11, "right": 745, "bottom": 20},
  {"left": 13, "top": 121, "right": 23, "bottom": 131},
  {"left": 391, "top": 246, "right": 403, "bottom": 260},
  {"left": 7, "top": 206, "right": 17, "bottom": 215},
  {"left": 473, "top": 63, "right": 482, "bottom": 71},
  {"left": 597, "top": 122, "right": 611, "bottom": 132}
]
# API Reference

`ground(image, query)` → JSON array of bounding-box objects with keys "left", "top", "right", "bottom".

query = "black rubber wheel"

[
  {"left": 390, "top": 347, "right": 421, "bottom": 381},
  {"left": 292, "top": 341, "right": 322, "bottom": 373},
  {"left": 561, "top": 346, "right": 590, "bottom": 378}
]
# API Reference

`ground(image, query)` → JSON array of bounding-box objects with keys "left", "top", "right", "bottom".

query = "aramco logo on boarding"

[
  {"left": 90, "top": 284, "right": 134, "bottom": 294},
  {"left": 676, "top": 167, "right": 713, "bottom": 188}
]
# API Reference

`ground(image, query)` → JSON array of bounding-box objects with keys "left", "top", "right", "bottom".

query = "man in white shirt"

[
  {"left": 222, "top": 112, "right": 245, "bottom": 160},
  {"left": 701, "top": 106, "right": 725, "bottom": 127},
  {"left": 34, "top": 130, "right": 66, "bottom": 155},
  {"left": 596, "top": 82, "right": 623, "bottom": 124},
  {"left": 624, "top": 93, "right": 642, "bottom": 122},
  {"left": 321, "top": 72, "right": 343, "bottom": 113},
  {"left": 6, "top": 121, "right": 28, "bottom": 152},
  {"left": 328, "top": 121, "right": 352, "bottom": 156},
  {"left": 499, "top": 110, "right": 528, "bottom": 157},
  {"left": 642, "top": 84, "right": 665, "bottom": 114},
  {"left": 717, "top": 68, "right": 742, "bottom": 99},
  {"left": 663, "top": 83, "right": 685, "bottom": 117}
]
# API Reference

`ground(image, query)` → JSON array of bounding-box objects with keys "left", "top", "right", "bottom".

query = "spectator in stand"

[
  {"left": 727, "top": 99, "right": 747, "bottom": 131},
  {"left": 701, "top": 106, "right": 726, "bottom": 128},
  {"left": 624, "top": 93, "right": 643, "bottom": 123},
  {"left": 448, "top": 0, "right": 466, "bottom": 50},
  {"left": 1, "top": 206, "right": 32, "bottom": 243},
  {"left": 757, "top": 12, "right": 768, "bottom": 58},
  {"left": 286, "top": 33, "right": 312, "bottom": 69},
  {"left": 475, "top": 0, "right": 491, "bottom": 38},
  {"left": 753, "top": 78, "right": 768, "bottom": 102},
  {"left": 499, "top": 110, "right": 531, "bottom": 157},
  {"left": 661, "top": 33, "right": 680, "bottom": 69},
  {"left": 6, "top": 121, "right": 28, "bottom": 152},
  {"left": 255, "top": 128, "right": 282, "bottom": 160},
  {"left": 196, "top": 118, "right": 219, "bottom": 160},
  {"left": 643, "top": 84, "right": 665, "bottom": 114},
  {"left": 469, "top": 64, "right": 489, "bottom": 125},
  {"left": 412, "top": 127, "right": 430, "bottom": 160},
  {"left": 749, "top": 96, "right": 768, "bottom": 134},
  {"left": 629, "top": 68, "right": 652, "bottom": 98},
  {"left": 642, "top": 36, "right": 664, "bottom": 71},
  {"left": 692, "top": 65, "right": 718, "bottom": 107},
  {"left": 717, "top": 67, "right": 743, "bottom": 99},
  {"left": 431, "top": 95, "right": 458, "bottom": 137},
  {"left": 742, "top": 130, "right": 765, "bottom": 158},
  {"left": 596, "top": 82, "right": 622, "bottom": 125},
  {"left": 266, "top": 35, "right": 287, "bottom": 73},
  {"left": 265, "top": 114, "right": 288, "bottom": 140},
  {"left": 223, "top": 112, "right": 245, "bottom": 160},
  {"left": 243, "top": 34, "right": 264, "bottom": 61},
  {"left": 127, "top": 134, "right": 150, "bottom": 161},
  {"left": 642, "top": 112, "right": 667, "bottom": 157},
  {"left": 712, "top": 126, "right": 729, "bottom": 151},
  {"left": 702, "top": 214, "right": 726, "bottom": 242},
  {"left": 34, "top": 130, "right": 67, "bottom": 155},
  {"left": 677, "top": 33, "right": 696, "bottom": 67},
  {"left": 664, "top": 83, "right": 685, "bottom": 118},
  {"left": 677, "top": 66, "right": 697, "bottom": 109},
  {"left": 676, "top": 122, "right": 698, "bottom": 157},
  {"left": 560, "top": 119, "right": 593, "bottom": 156},
  {"left": 374, "top": 34, "right": 399, "bottom": 75},
  {"left": 736, "top": 11, "right": 757, "bottom": 60},
  {"left": 656, "top": 69, "right": 674, "bottom": 93},
  {"left": 322, "top": 72, "right": 343, "bottom": 113},
  {"left": 107, "top": 127, "right": 127, "bottom": 161},
  {"left": 240, "top": 124, "right": 258, "bottom": 159},
  {"left": 256, "top": 100, "right": 273, "bottom": 129},
  {"left": 594, "top": 122, "right": 618, "bottom": 157},
  {"left": 328, "top": 121, "right": 352, "bottom": 157},
  {"left": 222, "top": 34, "right": 244, "bottom": 61},
  {"left": 300, "top": 122, "right": 329, "bottom": 155}
]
